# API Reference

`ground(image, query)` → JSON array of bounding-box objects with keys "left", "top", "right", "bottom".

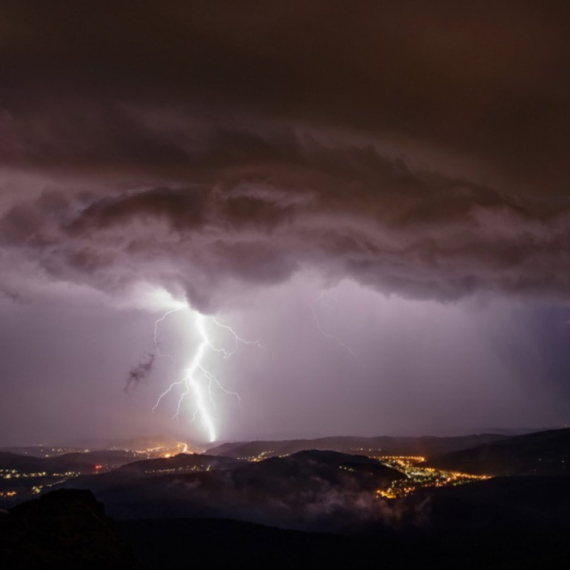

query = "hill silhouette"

[
  {"left": 428, "top": 428, "right": 570, "bottom": 476},
  {"left": 55, "top": 449, "right": 405, "bottom": 530},
  {"left": 208, "top": 433, "right": 506, "bottom": 459},
  {"left": 0, "top": 489, "right": 138, "bottom": 569}
]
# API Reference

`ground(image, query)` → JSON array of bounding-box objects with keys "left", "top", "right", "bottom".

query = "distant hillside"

[
  {"left": 0, "top": 450, "right": 142, "bottom": 506},
  {"left": 428, "top": 428, "right": 570, "bottom": 476},
  {"left": 117, "top": 453, "right": 243, "bottom": 474},
  {"left": 207, "top": 433, "right": 507, "bottom": 460},
  {"left": 0, "top": 449, "right": 138, "bottom": 475},
  {"left": 56, "top": 450, "right": 404, "bottom": 530}
]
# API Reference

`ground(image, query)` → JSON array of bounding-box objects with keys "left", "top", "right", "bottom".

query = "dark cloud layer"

[
  {"left": 2, "top": 139, "right": 570, "bottom": 311},
  {"left": 2, "top": 1, "right": 569, "bottom": 182},
  {"left": 1, "top": 1, "right": 570, "bottom": 308}
]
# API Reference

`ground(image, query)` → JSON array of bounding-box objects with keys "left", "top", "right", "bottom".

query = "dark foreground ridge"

[
  {"left": 3, "top": 478, "right": 570, "bottom": 569},
  {"left": 0, "top": 489, "right": 138, "bottom": 569},
  {"left": 116, "top": 508, "right": 570, "bottom": 570}
]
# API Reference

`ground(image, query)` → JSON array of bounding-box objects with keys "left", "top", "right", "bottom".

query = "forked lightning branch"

[{"left": 152, "top": 305, "right": 261, "bottom": 443}]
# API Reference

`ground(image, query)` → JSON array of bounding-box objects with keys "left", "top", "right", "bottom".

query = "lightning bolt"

[
  {"left": 310, "top": 291, "right": 366, "bottom": 368},
  {"left": 184, "top": 314, "right": 216, "bottom": 442},
  {"left": 311, "top": 299, "right": 363, "bottom": 366},
  {"left": 152, "top": 306, "right": 260, "bottom": 443},
  {"left": 153, "top": 308, "right": 182, "bottom": 363},
  {"left": 212, "top": 317, "right": 263, "bottom": 357}
]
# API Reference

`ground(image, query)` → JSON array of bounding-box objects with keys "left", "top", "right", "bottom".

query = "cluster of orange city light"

[
  {"left": 124, "top": 442, "right": 190, "bottom": 460},
  {"left": 237, "top": 450, "right": 276, "bottom": 462},
  {"left": 156, "top": 442, "right": 189, "bottom": 458},
  {"left": 373, "top": 455, "right": 491, "bottom": 499}
]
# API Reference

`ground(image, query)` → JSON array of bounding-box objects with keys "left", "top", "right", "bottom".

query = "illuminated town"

[
  {"left": 213, "top": 448, "right": 492, "bottom": 499},
  {"left": 0, "top": 441, "right": 194, "bottom": 499},
  {"left": 372, "top": 455, "right": 491, "bottom": 499},
  {"left": 236, "top": 450, "right": 277, "bottom": 462},
  {"left": 0, "top": 443, "right": 491, "bottom": 502},
  {"left": 131, "top": 441, "right": 192, "bottom": 459}
]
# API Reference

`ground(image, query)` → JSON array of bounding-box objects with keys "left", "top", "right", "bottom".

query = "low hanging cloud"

[{"left": 1, "top": 124, "right": 570, "bottom": 312}]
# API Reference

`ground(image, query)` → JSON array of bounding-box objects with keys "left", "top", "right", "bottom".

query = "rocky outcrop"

[{"left": 0, "top": 489, "right": 139, "bottom": 569}]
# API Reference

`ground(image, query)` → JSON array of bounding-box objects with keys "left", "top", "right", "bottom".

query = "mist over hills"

[{"left": 53, "top": 450, "right": 405, "bottom": 530}]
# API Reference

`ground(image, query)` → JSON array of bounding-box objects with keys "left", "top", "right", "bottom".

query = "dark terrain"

[
  {"left": 0, "top": 489, "right": 138, "bottom": 569},
  {"left": 428, "top": 428, "right": 570, "bottom": 476},
  {"left": 52, "top": 450, "right": 405, "bottom": 529},
  {"left": 2, "top": 429, "right": 570, "bottom": 569}
]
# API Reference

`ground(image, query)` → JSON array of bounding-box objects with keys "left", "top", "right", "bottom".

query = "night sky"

[{"left": 1, "top": 1, "right": 570, "bottom": 445}]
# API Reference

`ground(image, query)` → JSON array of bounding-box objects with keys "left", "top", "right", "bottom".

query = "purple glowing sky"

[{"left": 1, "top": 1, "right": 570, "bottom": 445}]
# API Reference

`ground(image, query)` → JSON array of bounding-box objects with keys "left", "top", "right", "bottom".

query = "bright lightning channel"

[
  {"left": 152, "top": 306, "right": 259, "bottom": 443},
  {"left": 186, "top": 314, "right": 216, "bottom": 442}
]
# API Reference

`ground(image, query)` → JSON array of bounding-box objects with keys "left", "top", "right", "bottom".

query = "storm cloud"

[
  {"left": 1, "top": 1, "right": 570, "bottom": 309},
  {"left": 2, "top": 144, "right": 570, "bottom": 311},
  {"left": 1, "top": 1, "right": 569, "bottom": 444}
]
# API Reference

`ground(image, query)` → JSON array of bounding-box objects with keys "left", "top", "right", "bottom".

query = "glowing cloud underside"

[{"left": 152, "top": 307, "right": 260, "bottom": 443}]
